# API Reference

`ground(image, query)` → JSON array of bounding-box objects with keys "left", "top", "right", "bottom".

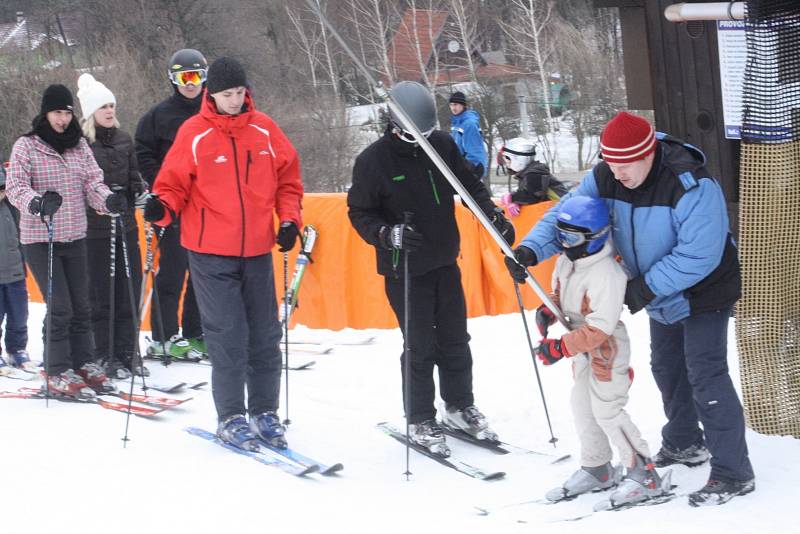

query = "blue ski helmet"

[{"left": 555, "top": 196, "right": 610, "bottom": 257}]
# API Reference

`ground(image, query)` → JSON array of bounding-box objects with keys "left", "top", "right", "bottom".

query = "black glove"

[
  {"left": 143, "top": 195, "right": 166, "bottom": 222},
  {"left": 105, "top": 192, "right": 128, "bottom": 214},
  {"left": 504, "top": 245, "right": 537, "bottom": 283},
  {"left": 379, "top": 223, "right": 423, "bottom": 252},
  {"left": 490, "top": 207, "right": 515, "bottom": 245},
  {"left": 625, "top": 276, "right": 656, "bottom": 315},
  {"left": 28, "top": 191, "right": 62, "bottom": 217},
  {"left": 535, "top": 304, "right": 557, "bottom": 337},
  {"left": 276, "top": 221, "right": 300, "bottom": 252}
]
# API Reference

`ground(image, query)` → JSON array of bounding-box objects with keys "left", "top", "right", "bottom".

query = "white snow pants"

[{"left": 569, "top": 327, "right": 651, "bottom": 469}]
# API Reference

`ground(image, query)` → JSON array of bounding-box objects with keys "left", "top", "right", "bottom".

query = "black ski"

[
  {"left": 440, "top": 423, "right": 571, "bottom": 463},
  {"left": 284, "top": 360, "right": 316, "bottom": 371},
  {"left": 377, "top": 422, "right": 505, "bottom": 481}
]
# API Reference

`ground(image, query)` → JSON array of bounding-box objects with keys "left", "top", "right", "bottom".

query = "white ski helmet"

[{"left": 501, "top": 138, "right": 536, "bottom": 173}]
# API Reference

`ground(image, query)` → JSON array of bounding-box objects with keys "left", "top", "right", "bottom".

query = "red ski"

[
  {"left": 112, "top": 390, "right": 192, "bottom": 408},
  {"left": 1, "top": 387, "right": 164, "bottom": 417}
]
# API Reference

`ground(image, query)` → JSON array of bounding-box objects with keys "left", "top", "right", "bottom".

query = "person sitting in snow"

[
  {"left": 505, "top": 195, "right": 670, "bottom": 509},
  {"left": 497, "top": 137, "right": 569, "bottom": 217}
]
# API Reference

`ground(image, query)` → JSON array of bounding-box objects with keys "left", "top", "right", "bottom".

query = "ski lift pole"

[{"left": 303, "top": 0, "right": 568, "bottom": 328}]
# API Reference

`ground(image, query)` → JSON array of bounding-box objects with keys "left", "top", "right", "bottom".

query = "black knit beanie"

[
  {"left": 41, "top": 84, "right": 75, "bottom": 114},
  {"left": 449, "top": 91, "right": 467, "bottom": 106},
  {"left": 206, "top": 57, "right": 248, "bottom": 94}
]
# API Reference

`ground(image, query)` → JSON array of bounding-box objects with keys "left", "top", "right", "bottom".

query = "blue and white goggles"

[{"left": 556, "top": 224, "right": 609, "bottom": 249}]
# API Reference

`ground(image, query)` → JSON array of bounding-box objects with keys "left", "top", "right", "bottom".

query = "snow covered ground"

[{"left": 2, "top": 302, "right": 798, "bottom": 534}]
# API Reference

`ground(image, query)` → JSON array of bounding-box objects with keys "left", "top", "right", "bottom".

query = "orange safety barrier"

[{"left": 25, "top": 194, "right": 556, "bottom": 330}]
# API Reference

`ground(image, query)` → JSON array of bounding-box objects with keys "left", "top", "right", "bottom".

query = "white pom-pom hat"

[{"left": 76, "top": 73, "right": 116, "bottom": 119}]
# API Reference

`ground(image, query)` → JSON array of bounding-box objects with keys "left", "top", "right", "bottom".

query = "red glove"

[
  {"left": 534, "top": 304, "right": 557, "bottom": 337},
  {"left": 535, "top": 337, "right": 572, "bottom": 365}
]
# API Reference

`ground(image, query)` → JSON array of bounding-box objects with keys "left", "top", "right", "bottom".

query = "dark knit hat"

[
  {"left": 449, "top": 91, "right": 467, "bottom": 106},
  {"left": 600, "top": 111, "right": 656, "bottom": 164},
  {"left": 41, "top": 84, "right": 74, "bottom": 114},
  {"left": 206, "top": 57, "right": 248, "bottom": 94}
]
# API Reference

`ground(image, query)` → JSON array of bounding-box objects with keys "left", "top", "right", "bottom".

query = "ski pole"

[
  {"left": 513, "top": 282, "right": 558, "bottom": 446},
  {"left": 402, "top": 212, "right": 413, "bottom": 480},
  {"left": 282, "top": 251, "right": 291, "bottom": 426},
  {"left": 117, "top": 215, "right": 148, "bottom": 446},
  {"left": 108, "top": 211, "right": 117, "bottom": 374},
  {"left": 303, "top": 0, "right": 567, "bottom": 326},
  {"left": 43, "top": 213, "right": 54, "bottom": 408}
]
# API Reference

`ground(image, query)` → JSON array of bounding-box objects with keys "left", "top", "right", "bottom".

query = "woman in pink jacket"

[{"left": 6, "top": 84, "right": 127, "bottom": 398}]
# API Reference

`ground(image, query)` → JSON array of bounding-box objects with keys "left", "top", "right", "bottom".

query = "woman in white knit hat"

[{"left": 77, "top": 73, "right": 149, "bottom": 379}]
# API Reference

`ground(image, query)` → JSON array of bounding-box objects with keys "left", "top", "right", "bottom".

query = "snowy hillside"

[{"left": 1, "top": 303, "right": 797, "bottom": 534}]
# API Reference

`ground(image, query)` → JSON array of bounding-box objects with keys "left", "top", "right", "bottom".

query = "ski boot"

[
  {"left": 654, "top": 442, "right": 709, "bottom": 468},
  {"left": 104, "top": 358, "right": 132, "bottom": 380},
  {"left": 186, "top": 336, "right": 208, "bottom": 359},
  {"left": 688, "top": 477, "right": 755, "bottom": 507},
  {"left": 217, "top": 415, "right": 260, "bottom": 452},
  {"left": 546, "top": 463, "right": 623, "bottom": 502},
  {"left": 441, "top": 404, "right": 499, "bottom": 442},
  {"left": 147, "top": 335, "right": 194, "bottom": 361},
  {"left": 78, "top": 362, "right": 115, "bottom": 393},
  {"left": 7, "top": 350, "right": 38, "bottom": 371},
  {"left": 250, "top": 411, "right": 288, "bottom": 449},
  {"left": 409, "top": 419, "right": 451, "bottom": 457},
  {"left": 595, "top": 456, "right": 672, "bottom": 511},
  {"left": 45, "top": 369, "right": 96, "bottom": 398}
]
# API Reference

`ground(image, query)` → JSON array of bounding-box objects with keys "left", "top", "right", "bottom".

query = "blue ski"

[
  {"left": 256, "top": 437, "right": 344, "bottom": 475},
  {"left": 185, "top": 427, "right": 319, "bottom": 477}
]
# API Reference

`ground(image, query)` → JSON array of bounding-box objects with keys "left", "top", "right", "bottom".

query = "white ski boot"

[
  {"left": 441, "top": 405, "right": 498, "bottom": 442},
  {"left": 546, "top": 463, "right": 623, "bottom": 502},
  {"left": 409, "top": 419, "right": 451, "bottom": 457},
  {"left": 595, "top": 457, "right": 672, "bottom": 511}
]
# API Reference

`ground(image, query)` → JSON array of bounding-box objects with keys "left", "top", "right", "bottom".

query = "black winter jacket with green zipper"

[{"left": 348, "top": 128, "right": 496, "bottom": 278}]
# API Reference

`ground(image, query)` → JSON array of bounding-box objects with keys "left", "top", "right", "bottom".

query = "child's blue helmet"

[{"left": 555, "top": 196, "right": 610, "bottom": 258}]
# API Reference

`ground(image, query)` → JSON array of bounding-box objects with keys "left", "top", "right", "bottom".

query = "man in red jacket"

[{"left": 144, "top": 57, "right": 304, "bottom": 451}]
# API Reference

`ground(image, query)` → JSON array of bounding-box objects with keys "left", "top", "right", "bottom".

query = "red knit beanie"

[{"left": 600, "top": 111, "right": 656, "bottom": 164}]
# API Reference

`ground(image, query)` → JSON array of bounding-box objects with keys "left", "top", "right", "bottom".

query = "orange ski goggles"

[{"left": 170, "top": 69, "right": 207, "bottom": 86}]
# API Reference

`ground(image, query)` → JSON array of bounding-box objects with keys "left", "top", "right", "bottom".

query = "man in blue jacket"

[
  {"left": 505, "top": 111, "right": 754, "bottom": 507},
  {"left": 449, "top": 92, "right": 488, "bottom": 181}
]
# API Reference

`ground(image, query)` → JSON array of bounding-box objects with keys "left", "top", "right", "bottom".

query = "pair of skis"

[
  {"left": 0, "top": 386, "right": 190, "bottom": 417},
  {"left": 378, "top": 422, "right": 572, "bottom": 482},
  {"left": 186, "top": 427, "right": 343, "bottom": 478}
]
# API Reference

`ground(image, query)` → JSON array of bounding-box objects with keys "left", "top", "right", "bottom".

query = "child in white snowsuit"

[{"left": 507, "top": 195, "right": 668, "bottom": 508}]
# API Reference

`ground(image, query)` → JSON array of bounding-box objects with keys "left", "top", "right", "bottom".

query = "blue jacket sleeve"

[
  {"left": 644, "top": 179, "right": 729, "bottom": 297},
  {"left": 519, "top": 170, "right": 599, "bottom": 262},
  {"left": 461, "top": 120, "right": 488, "bottom": 173}
]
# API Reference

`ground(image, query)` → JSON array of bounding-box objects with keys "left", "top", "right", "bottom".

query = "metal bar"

[{"left": 665, "top": 2, "right": 745, "bottom": 22}]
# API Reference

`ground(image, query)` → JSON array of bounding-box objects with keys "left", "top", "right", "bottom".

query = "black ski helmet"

[
  {"left": 168, "top": 49, "right": 208, "bottom": 79},
  {"left": 388, "top": 81, "right": 437, "bottom": 144}
]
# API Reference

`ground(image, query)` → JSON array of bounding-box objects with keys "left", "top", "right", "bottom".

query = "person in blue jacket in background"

[
  {"left": 504, "top": 111, "right": 754, "bottom": 507},
  {"left": 449, "top": 91, "right": 488, "bottom": 181}
]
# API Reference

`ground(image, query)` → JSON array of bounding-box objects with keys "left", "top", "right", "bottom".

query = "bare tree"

[{"left": 448, "top": 0, "right": 479, "bottom": 84}]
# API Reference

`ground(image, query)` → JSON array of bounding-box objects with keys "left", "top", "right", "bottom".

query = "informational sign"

[{"left": 717, "top": 20, "right": 746, "bottom": 139}]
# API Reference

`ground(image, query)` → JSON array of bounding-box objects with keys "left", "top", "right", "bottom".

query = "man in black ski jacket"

[
  {"left": 134, "top": 48, "right": 206, "bottom": 360},
  {"left": 348, "top": 81, "right": 515, "bottom": 458}
]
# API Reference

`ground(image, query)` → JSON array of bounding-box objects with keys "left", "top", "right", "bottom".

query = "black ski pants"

[
  {"left": 23, "top": 239, "right": 94, "bottom": 375},
  {"left": 188, "top": 251, "right": 283, "bottom": 421},
  {"left": 384, "top": 263, "right": 474, "bottom": 424},
  {"left": 650, "top": 307, "right": 754, "bottom": 483},
  {"left": 86, "top": 227, "right": 142, "bottom": 364},
  {"left": 152, "top": 222, "right": 202, "bottom": 341}
]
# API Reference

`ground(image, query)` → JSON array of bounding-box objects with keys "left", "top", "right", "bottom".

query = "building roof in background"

[{"left": 387, "top": 9, "right": 449, "bottom": 81}]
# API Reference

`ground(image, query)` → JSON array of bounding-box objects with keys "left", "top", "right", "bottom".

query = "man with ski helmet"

[
  {"left": 505, "top": 111, "right": 754, "bottom": 506},
  {"left": 135, "top": 48, "right": 207, "bottom": 362},
  {"left": 498, "top": 137, "right": 569, "bottom": 216},
  {"left": 348, "top": 81, "right": 515, "bottom": 457}
]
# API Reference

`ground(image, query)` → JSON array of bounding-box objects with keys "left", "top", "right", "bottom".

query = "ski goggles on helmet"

[
  {"left": 393, "top": 122, "right": 435, "bottom": 144},
  {"left": 170, "top": 69, "right": 207, "bottom": 86},
  {"left": 555, "top": 223, "right": 609, "bottom": 249}
]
